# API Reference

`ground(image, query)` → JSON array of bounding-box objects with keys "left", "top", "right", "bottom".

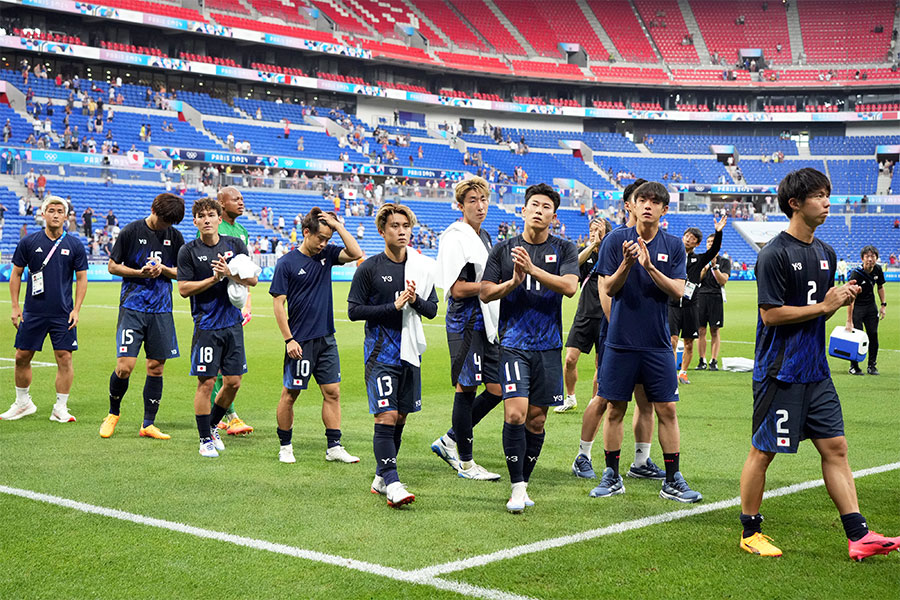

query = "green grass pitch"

[{"left": 1, "top": 280, "right": 898, "bottom": 599}]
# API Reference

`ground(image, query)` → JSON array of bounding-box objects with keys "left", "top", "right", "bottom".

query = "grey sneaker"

[
  {"left": 589, "top": 467, "right": 625, "bottom": 498},
  {"left": 659, "top": 472, "right": 703, "bottom": 503}
]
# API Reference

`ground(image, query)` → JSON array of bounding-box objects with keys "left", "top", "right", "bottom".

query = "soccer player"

[
  {"left": 431, "top": 177, "right": 502, "bottom": 481},
  {"left": 738, "top": 168, "right": 899, "bottom": 560},
  {"left": 3, "top": 196, "right": 87, "bottom": 422},
  {"left": 270, "top": 207, "right": 363, "bottom": 464},
  {"left": 177, "top": 197, "right": 258, "bottom": 458},
  {"left": 845, "top": 245, "right": 885, "bottom": 376},
  {"left": 555, "top": 216, "right": 611, "bottom": 413},
  {"left": 208, "top": 186, "right": 254, "bottom": 435},
  {"left": 100, "top": 193, "right": 185, "bottom": 439},
  {"left": 348, "top": 203, "right": 438, "bottom": 508},
  {"left": 696, "top": 233, "right": 731, "bottom": 372},
  {"left": 591, "top": 182, "right": 702, "bottom": 503},
  {"left": 668, "top": 217, "right": 725, "bottom": 383},
  {"left": 480, "top": 183, "right": 579, "bottom": 513}
]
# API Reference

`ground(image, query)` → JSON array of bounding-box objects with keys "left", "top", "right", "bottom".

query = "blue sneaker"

[
  {"left": 589, "top": 467, "right": 625, "bottom": 498},
  {"left": 659, "top": 472, "right": 703, "bottom": 503},
  {"left": 627, "top": 457, "right": 666, "bottom": 480},
  {"left": 572, "top": 453, "right": 596, "bottom": 479}
]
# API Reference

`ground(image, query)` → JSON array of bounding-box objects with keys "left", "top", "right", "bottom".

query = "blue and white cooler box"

[{"left": 828, "top": 327, "right": 869, "bottom": 362}]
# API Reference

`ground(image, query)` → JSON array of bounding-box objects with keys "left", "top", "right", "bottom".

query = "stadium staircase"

[
  {"left": 627, "top": 0, "right": 666, "bottom": 63},
  {"left": 574, "top": 0, "right": 622, "bottom": 61},
  {"left": 877, "top": 169, "right": 892, "bottom": 195},
  {"left": 401, "top": 0, "right": 453, "bottom": 47},
  {"left": 482, "top": 0, "right": 536, "bottom": 56},
  {"left": 675, "top": 0, "right": 711, "bottom": 64},
  {"left": 784, "top": 0, "right": 804, "bottom": 62}
]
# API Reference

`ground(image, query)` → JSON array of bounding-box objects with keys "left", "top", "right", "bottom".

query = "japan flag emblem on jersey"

[
  {"left": 163, "top": 239, "right": 171, "bottom": 246},
  {"left": 475, "top": 373, "right": 482, "bottom": 382},
  {"left": 777, "top": 437, "right": 789, "bottom": 447},
  {"left": 197, "top": 365, "right": 207, "bottom": 373},
  {"left": 377, "top": 399, "right": 389, "bottom": 408},
  {"left": 61, "top": 249, "right": 70, "bottom": 256},
  {"left": 657, "top": 253, "right": 669, "bottom": 262},
  {"left": 223, "top": 251, "right": 234, "bottom": 259},
  {"left": 820, "top": 260, "right": 829, "bottom": 270},
  {"left": 293, "top": 378, "right": 302, "bottom": 386},
  {"left": 545, "top": 254, "right": 557, "bottom": 263},
  {"left": 119, "top": 346, "right": 128, "bottom": 353},
  {"left": 505, "top": 383, "right": 516, "bottom": 393}
]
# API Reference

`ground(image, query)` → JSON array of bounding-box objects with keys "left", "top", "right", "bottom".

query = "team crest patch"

[
  {"left": 657, "top": 253, "right": 668, "bottom": 262},
  {"left": 820, "top": 260, "right": 829, "bottom": 270},
  {"left": 163, "top": 239, "right": 171, "bottom": 246},
  {"left": 197, "top": 365, "right": 207, "bottom": 373},
  {"left": 377, "top": 399, "right": 389, "bottom": 408},
  {"left": 545, "top": 254, "right": 557, "bottom": 263},
  {"left": 61, "top": 249, "right": 70, "bottom": 256},
  {"left": 505, "top": 383, "right": 516, "bottom": 393},
  {"left": 777, "top": 437, "right": 789, "bottom": 447}
]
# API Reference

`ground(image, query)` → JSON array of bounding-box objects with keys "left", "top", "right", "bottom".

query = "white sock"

[
  {"left": 460, "top": 460, "right": 474, "bottom": 470},
  {"left": 281, "top": 444, "right": 292, "bottom": 450},
  {"left": 442, "top": 434, "right": 457, "bottom": 448},
  {"left": 566, "top": 393, "right": 576, "bottom": 402},
  {"left": 55, "top": 393, "right": 69, "bottom": 408},
  {"left": 511, "top": 481, "right": 527, "bottom": 497},
  {"left": 578, "top": 439, "right": 594, "bottom": 459},
  {"left": 679, "top": 369, "right": 686, "bottom": 376},
  {"left": 16, "top": 386, "right": 31, "bottom": 403},
  {"left": 634, "top": 442, "right": 651, "bottom": 467}
]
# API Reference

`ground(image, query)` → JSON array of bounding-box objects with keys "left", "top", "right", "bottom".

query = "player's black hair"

[
  {"left": 622, "top": 178, "right": 649, "bottom": 204},
  {"left": 860, "top": 244, "right": 879, "bottom": 259},
  {"left": 684, "top": 227, "right": 702, "bottom": 243},
  {"left": 192, "top": 197, "right": 222, "bottom": 217},
  {"left": 524, "top": 182, "right": 561, "bottom": 211},
  {"left": 777, "top": 168, "right": 831, "bottom": 218},
  {"left": 302, "top": 207, "right": 338, "bottom": 235},
  {"left": 151, "top": 193, "right": 185, "bottom": 225},
  {"left": 632, "top": 181, "right": 670, "bottom": 206}
]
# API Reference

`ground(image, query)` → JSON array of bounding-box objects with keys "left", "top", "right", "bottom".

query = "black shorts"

[
  {"left": 283, "top": 334, "right": 341, "bottom": 391},
  {"left": 668, "top": 302, "right": 699, "bottom": 339},
  {"left": 500, "top": 347, "right": 563, "bottom": 406},
  {"left": 751, "top": 378, "right": 844, "bottom": 454},
  {"left": 697, "top": 294, "right": 724, "bottom": 329},
  {"left": 565, "top": 314, "right": 603, "bottom": 354},
  {"left": 448, "top": 328, "right": 500, "bottom": 387},
  {"left": 189, "top": 323, "right": 247, "bottom": 377},
  {"left": 366, "top": 360, "right": 421, "bottom": 415},
  {"left": 14, "top": 313, "right": 78, "bottom": 352},
  {"left": 116, "top": 308, "right": 179, "bottom": 360}
]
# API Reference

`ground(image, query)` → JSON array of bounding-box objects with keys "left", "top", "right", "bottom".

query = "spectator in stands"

[
  {"left": 283, "top": 119, "right": 290, "bottom": 139},
  {"left": 106, "top": 210, "right": 119, "bottom": 236},
  {"left": 82, "top": 206, "right": 94, "bottom": 238},
  {"left": 297, "top": 136, "right": 304, "bottom": 152},
  {"left": 893, "top": 219, "right": 899, "bottom": 229},
  {"left": 36, "top": 173, "right": 46, "bottom": 201},
  {"left": 889, "top": 253, "right": 897, "bottom": 266},
  {"left": 3, "top": 119, "right": 10, "bottom": 143},
  {"left": 255, "top": 107, "right": 263, "bottom": 120},
  {"left": 837, "top": 258, "right": 848, "bottom": 283}
]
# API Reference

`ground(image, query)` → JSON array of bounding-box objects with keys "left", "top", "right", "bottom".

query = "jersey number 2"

[{"left": 806, "top": 281, "right": 817, "bottom": 305}]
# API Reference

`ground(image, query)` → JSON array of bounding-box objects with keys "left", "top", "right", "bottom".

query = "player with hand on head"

[
  {"left": 270, "top": 208, "right": 363, "bottom": 464},
  {"left": 100, "top": 193, "right": 185, "bottom": 440},
  {"left": 696, "top": 233, "right": 731, "bottom": 372},
  {"left": 348, "top": 204, "right": 438, "bottom": 508},
  {"left": 481, "top": 183, "right": 579, "bottom": 513},
  {"left": 177, "top": 197, "right": 258, "bottom": 458},
  {"left": 845, "top": 245, "right": 885, "bottom": 376},
  {"left": 739, "top": 168, "right": 900, "bottom": 560},
  {"left": 3, "top": 196, "right": 87, "bottom": 423}
]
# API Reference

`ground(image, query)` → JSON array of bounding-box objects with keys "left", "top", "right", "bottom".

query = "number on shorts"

[
  {"left": 376, "top": 375, "right": 393, "bottom": 398},
  {"left": 120, "top": 329, "right": 134, "bottom": 345},
  {"left": 504, "top": 360, "right": 522, "bottom": 382},
  {"left": 199, "top": 346, "right": 213, "bottom": 363},
  {"left": 525, "top": 274, "right": 540, "bottom": 291},
  {"left": 295, "top": 359, "right": 311, "bottom": 378},
  {"left": 775, "top": 409, "right": 789, "bottom": 434},
  {"left": 807, "top": 280, "right": 817, "bottom": 305},
  {"left": 473, "top": 352, "right": 482, "bottom": 368}
]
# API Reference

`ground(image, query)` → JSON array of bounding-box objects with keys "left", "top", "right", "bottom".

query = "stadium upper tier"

[{"left": 645, "top": 135, "right": 799, "bottom": 156}]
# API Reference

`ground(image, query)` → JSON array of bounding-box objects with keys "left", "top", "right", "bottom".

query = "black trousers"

[{"left": 851, "top": 303, "right": 879, "bottom": 368}]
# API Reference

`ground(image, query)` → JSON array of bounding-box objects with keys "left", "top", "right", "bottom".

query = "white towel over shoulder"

[
  {"left": 401, "top": 249, "right": 436, "bottom": 367},
  {"left": 226, "top": 253, "right": 261, "bottom": 308},
  {"left": 434, "top": 220, "right": 500, "bottom": 343}
]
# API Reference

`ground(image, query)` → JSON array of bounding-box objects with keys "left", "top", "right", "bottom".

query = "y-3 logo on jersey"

[
  {"left": 792, "top": 262, "right": 803, "bottom": 271},
  {"left": 139, "top": 239, "right": 147, "bottom": 244},
  {"left": 197, "top": 255, "right": 208, "bottom": 262},
  {"left": 382, "top": 276, "right": 392, "bottom": 282}
]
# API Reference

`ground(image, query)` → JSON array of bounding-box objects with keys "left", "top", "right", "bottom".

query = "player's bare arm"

[
  {"left": 512, "top": 246, "right": 577, "bottom": 297},
  {"left": 761, "top": 280, "right": 860, "bottom": 327},
  {"left": 605, "top": 240, "right": 638, "bottom": 297},
  {"left": 635, "top": 237, "right": 685, "bottom": 300}
]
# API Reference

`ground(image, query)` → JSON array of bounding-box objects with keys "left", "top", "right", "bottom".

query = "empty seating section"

[
  {"left": 494, "top": 0, "right": 607, "bottom": 59},
  {"left": 550, "top": 98, "right": 581, "bottom": 107},
  {"left": 436, "top": 52, "right": 510, "bottom": 74},
  {"left": 179, "top": 52, "right": 239, "bottom": 67},
  {"left": 739, "top": 159, "right": 827, "bottom": 186},
  {"left": 596, "top": 156, "right": 729, "bottom": 185},
  {"left": 675, "top": 104, "right": 708, "bottom": 112},
  {"left": 251, "top": 62, "right": 308, "bottom": 77},
  {"left": 410, "top": 0, "right": 486, "bottom": 50},
  {"left": 210, "top": 14, "right": 340, "bottom": 43},
  {"left": 587, "top": 0, "right": 657, "bottom": 62},
  {"left": 804, "top": 104, "right": 839, "bottom": 112},
  {"left": 633, "top": 0, "right": 699, "bottom": 63},
  {"left": 510, "top": 61, "right": 584, "bottom": 80},
  {"left": 715, "top": 104, "right": 749, "bottom": 112},
  {"left": 512, "top": 96, "right": 545, "bottom": 105},
  {"left": 377, "top": 81, "right": 429, "bottom": 93},
  {"left": 360, "top": 40, "right": 433, "bottom": 62},
  {"left": 318, "top": 72, "right": 367, "bottom": 85},
  {"left": 646, "top": 135, "right": 798, "bottom": 155},
  {"left": 100, "top": 40, "right": 167, "bottom": 57},
  {"left": 473, "top": 92, "right": 503, "bottom": 101},
  {"left": 631, "top": 101, "right": 662, "bottom": 110},
  {"left": 689, "top": 0, "right": 791, "bottom": 65},
  {"left": 857, "top": 103, "right": 900, "bottom": 112},
  {"left": 809, "top": 136, "right": 900, "bottom": 155},
  {"left": 797, "top": 0, "right": 894, "bottom": 63},
  {"left": 348, "top": 0, "right": 444, "bottom": 45},
  {"left": 205, "top": 0, "right": 252, "bottom": 14},
  {"left": 0, "top": 106, "right": 37, "bottom": 146},
  {"left": 14, "top": 29, "right": 83, "bottom": 46},
  {"left": 308, "top": 0, "right": 371, "bottom": 35},
  {"left": 439, "top": 89, "right": 471, "bottom": 98},
  {"left": 763, "top": 104, "right": 798, "bottom": 112},
  {"left": 828, "top": 160, "right": 879, "bottom": 195},
  {"left": 448, "top": 0, "right": 526, "bottom": 55},
  {"left": 205, "top": 121, "right": 346, "bottom": 159},
  {"left": 590, "top": 66, "right": 668, "bottom": 82},
  {"left": 248, "top": 0, "right": 309, "bottom": 25},
  {"left": 88, "top": 0, "right": 207, "bottom": 22},
  {"left": 670, "top": 69, "right": 752, "bottom": 82},
  {"left": 178, "top": 91, "right": 239, "bottom": 118},
  {"left": 592, "top": 100, "right": 627, "bottom": 110}
]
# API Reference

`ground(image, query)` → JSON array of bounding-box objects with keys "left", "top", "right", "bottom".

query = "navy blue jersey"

[
  {"left": 482, "top": 234, "right": 579, "bottom": 351},
  {"left": 347, "top": 252, "right": 439, "bottom": 365},
  {"left": 12, "top": 231, "right": 87, "bottom": 316},
  {"left": 754, "top": 232, "right": 836, "bottom": 383},
  {"left": 110, "top": 219, "right": 184, "bottom": 313},
  {"left": 446, "top": 228, "right": 492, "bottom": 335},
  {"left": 597, "top": 226, "right": 686, "bottom": 351},
  {"left": 268, "top": 244, "right": 343, "bottom": 343},
  {"left": 176, "top": 235, "right": 249, "bottom": 330}
]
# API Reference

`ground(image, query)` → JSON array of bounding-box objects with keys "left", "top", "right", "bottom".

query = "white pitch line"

[
  {"left": 0, "top": 357, "right": 56, "bottom": 367},
  {"left": 0, "top": 485, "right": 535, "bottom": 600},
  {"left": 412, "top": 461, "right": 900, "bottom": 577}
]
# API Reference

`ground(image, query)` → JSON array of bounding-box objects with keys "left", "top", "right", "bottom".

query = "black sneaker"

[
  {"left": 848, "top": 365, "right": 864, "bottom": 375},
  {"left": 695, "top": 359, "right": 707, "bottom": 371},
  {"left": 708, "top": 359, "right": 719, "bottom": 372},
  {"left": 867, "top": 365, "right": 879, "bottom": 376}
]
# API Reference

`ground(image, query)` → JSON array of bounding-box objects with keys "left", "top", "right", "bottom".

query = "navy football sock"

[
  {"left": 325, "top": 428, "right": 342, "bottom": 449},
  {"left": 472, "top": 391, "right": 502, "bottom": 427},
  {"left": 277, "top": 427, "right": 292, "bottom": 446},
  {"left": 523, "top": 429, "right": 545, "bottom": 482},
  {"left": 209, "top": 403, "right": 228, "bottom": 429},
  {"left": 142, "top": 375, "right": 163, "bottom": 428},
  {"left": 196, "top": 414, "right": 211, "bottom": 442},
  {"left": 663, "top": 452, "right": 680, "bottom": 482},
  {"left": 373, "top": 423, "right": 399, "bottom": 485},
  {"left": 740, "top": 513, "right": 764, "bottom": 538},
  {"left": 605, "top": 449, "right": 620, "bottom": 477},
  {"left": 502, "top": 422, "right": 526, "bottom": 484},
  {"left": 393, "top": 422, "right": 405, "bottom": 456},
  {"left": 451, "top": 391, "right": 476, "bottom": 462},
  {"left": 840, "top": 512, "right": 869, "bottom": 541},
  {"left": 108, "top": 372, "right": 129, "bottom": 416}
]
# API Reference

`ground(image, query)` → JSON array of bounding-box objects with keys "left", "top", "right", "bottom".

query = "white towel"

[
  {"left": 226, "top": 254, "right": 261, "bottom": 308},
  {"left": 435, "top": 220, "right": 500, "bottom": 343},
  {"left": 400, "top": 249, "right": 436, "bottom": 367}
]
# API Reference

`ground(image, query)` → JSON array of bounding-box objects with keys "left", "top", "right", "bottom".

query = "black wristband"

[
  {"left": 881, "top": 303, "right": 887, "bottom": 307},
  {"left": 284, "top": 337, "right": 294, "bottom": 344}
]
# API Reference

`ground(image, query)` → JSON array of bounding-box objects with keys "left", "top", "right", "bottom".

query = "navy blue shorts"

[
  {"left": 751, "top": 378, "right": 844, "bottom": 454},
  {"left": 500, "top": 347, "right": 563, "bottom": 406},
  {"left": 116, "top": 308, "right": 179, "bottom": 361},
  {"left": 598, "top": 347, "right": 678, "bottom": 403},
  {"left": 366, "top": 360, "right": 421, "bottom": 415},
  {"left": 14, "top": 313, "right": 78, "bottom": 352},
  {"left": 448, "top": 328, "right": 500, "bottom": 387},
  {"left": 189, "top": 323, "right": 247, "bottom": 377},
  {"left": 283, "top": 334, "right": 341, "bottom": 391}
]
